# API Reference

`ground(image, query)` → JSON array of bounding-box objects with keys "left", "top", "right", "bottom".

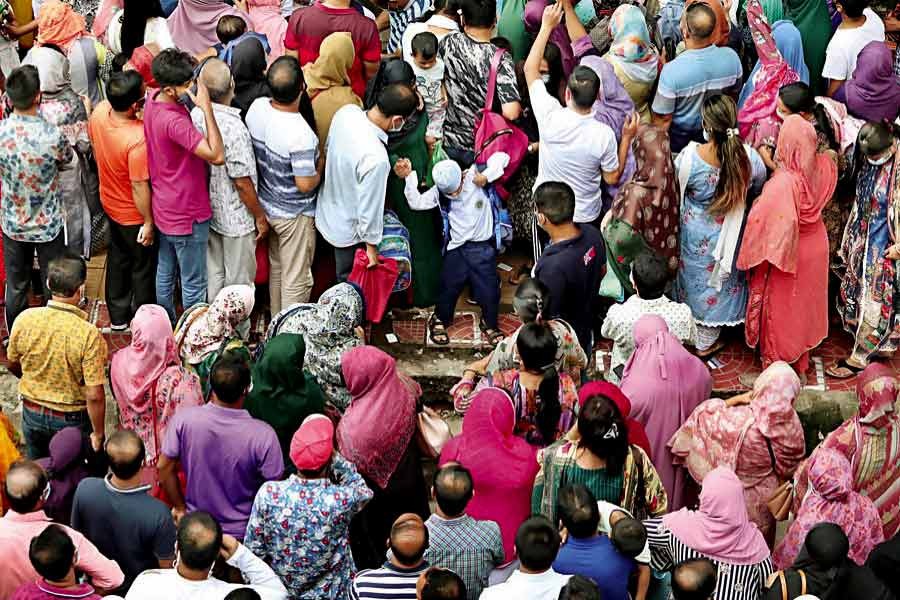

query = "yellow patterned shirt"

[{"left": 7, "top": 301, "right": 108, "bottom": 411}]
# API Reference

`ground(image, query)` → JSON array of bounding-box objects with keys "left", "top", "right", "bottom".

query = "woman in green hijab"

[
  {"left": 783, "top": 0, "right": 831, "bottom": 92},
  {"left": 246, "top": 334, "right": 326, "bottom": 465}
]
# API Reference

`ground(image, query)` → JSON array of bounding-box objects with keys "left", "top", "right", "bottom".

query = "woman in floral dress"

[{"left": 674, "top": 94, "right": 766, "bottom": 355}]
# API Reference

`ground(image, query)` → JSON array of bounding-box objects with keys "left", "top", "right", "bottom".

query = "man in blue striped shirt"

[{"left": 351, "top": 514, "right": 430, "bottom": 600}]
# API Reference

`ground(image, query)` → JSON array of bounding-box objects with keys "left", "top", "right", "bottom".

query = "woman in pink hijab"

[
  {"left": 670, "top": 361, "right": 806, "bottom": 546},
  {"left": 621, "top": 315, "right": 712, "bottom": 511},
  {"left": 167, "top": 0, "right": 246, "bottom": 54},
  {"left": 440, "top": 388, "right": 539, "bottom": 562},
  {"left": 110, "top": 305, "right": 203, "bottom": 492},
  {"left": 737, "top": 114, "right": 837, "bottom": 377},
  {"left": 646, "top": 467, "right": 772, "bottom": 599},
  {"left": 773, "top": 448, "right": 884, "bottom": 569}
]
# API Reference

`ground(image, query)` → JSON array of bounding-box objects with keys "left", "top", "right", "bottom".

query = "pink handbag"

[{"left": 473, "top": 48, "right": 529, "bottom": 197}]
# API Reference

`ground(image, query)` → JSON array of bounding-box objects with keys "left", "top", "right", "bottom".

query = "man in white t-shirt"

[
  {"left": 523, "top": 3, "right": 637, "bottom": 226},
  {"left": 823, "top": 0, "right": 885, "bottom": 96}
]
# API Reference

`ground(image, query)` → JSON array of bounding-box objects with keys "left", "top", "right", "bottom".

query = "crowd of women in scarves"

[{"left": 0, "top": 0, "right": 900, "bottom": 597}]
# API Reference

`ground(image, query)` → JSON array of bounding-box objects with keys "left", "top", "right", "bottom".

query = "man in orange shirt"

[{"left": 87, "top": 70, "right": 155, "bottom": 330}]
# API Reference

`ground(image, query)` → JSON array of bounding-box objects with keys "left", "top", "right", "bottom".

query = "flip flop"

[
  {"left": 428, "top": 314, "right": 450, "bottom": 345},
  {"left": 696, "top": 338, "right": 726, "bottom": 358}
]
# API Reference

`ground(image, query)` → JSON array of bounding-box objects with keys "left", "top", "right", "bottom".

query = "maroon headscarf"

[{"left": 578, "top": 381, "right": 652, "bottom": 456}]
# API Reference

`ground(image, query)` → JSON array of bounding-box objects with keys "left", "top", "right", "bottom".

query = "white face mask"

[
  {"left": 868, "top": 152, "right": 894, "bottom": 166},
  {"left": 388, "top": 117, "right": 406, "bottom": 133},
  {"left": 540, "top": 73, "right": 551, "bottom": 85}
]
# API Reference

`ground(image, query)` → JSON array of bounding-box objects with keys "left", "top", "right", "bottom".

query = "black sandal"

[
  {"left": 480, "top": 319, "right": 505, "bottom": 346},
  {"left": 825, "top": 358, "right": 864, "bottom": 379},
  {"left": 428, "top": 314, "right": 450, "bottom": 345}
]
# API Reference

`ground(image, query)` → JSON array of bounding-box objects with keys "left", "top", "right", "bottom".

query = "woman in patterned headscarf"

[
  {"left": 792, "top": 363, "right": 900, "bottom": 539},
  {"left": 603, "top": 5, "right": 660, "bottom": 122},
  {"left": 603, "top": 124, "right": 679, "bottom": 299},
  {"left": 266, "top": 282, "right": 366, "bottom": 411}
]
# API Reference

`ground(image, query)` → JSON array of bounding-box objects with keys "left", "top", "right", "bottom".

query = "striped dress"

[{"left": 645, "top": 518, "right": 774, "bottom": 600}]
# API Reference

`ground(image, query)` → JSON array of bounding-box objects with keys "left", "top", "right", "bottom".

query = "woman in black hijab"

[
  {"left": 764, "top": 523, "right": 894, "bottom": 600},
  {"left": 230, "top": 36, "right": 270, "bottom": 118}
]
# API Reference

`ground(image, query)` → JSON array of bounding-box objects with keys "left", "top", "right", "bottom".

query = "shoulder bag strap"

[
  {"left": 798, "top": 569, "right": 806, "bottom": 595},
  {"left": 677, "top": 142, "right": 696, "bottom": 210},
  {"left": 483, "top": 48, "right": 505, "bottom": 113},
  {"left": 778, "top": 571, "right": 788, "bottom": 600}
]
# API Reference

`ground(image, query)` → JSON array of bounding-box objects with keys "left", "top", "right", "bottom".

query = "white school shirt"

[
  {"left": 822, "top": 8, "right": 885, "bottom": 82},
  {"left": 529, "top": 80, "right": 619, "bottom": 224},
  {"left": 479, "top": 568, "right": 571, "bottom": 600},
  {"left": 596, "top": 501, "right": 652, "bottom": 565},
  {"left": 402, "top": 153, "right": 507, "bottom": 251}
]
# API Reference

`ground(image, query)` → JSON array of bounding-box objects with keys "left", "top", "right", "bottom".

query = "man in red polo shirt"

[{"left": 285, "top": 0, "right": 381, "bottom": 98}]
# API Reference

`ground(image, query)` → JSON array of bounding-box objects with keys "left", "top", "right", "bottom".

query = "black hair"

[
  {"left": 106, "top": 430, "right": 146, "bottom": 480},
  {"left": 216, "top": 14, "right": 247, "bottom": 45},
  {"left": 543, "top": 42, "right": 564, "bottom": 99},
  {"left": 209, "top": 355, "right": 251, "bottom": 405},
  {"left": 121, "top": 0, "right": 164, "bottom": 58},
  {"left": 836, "top": 0, "right": 867, "bottom": 18},
  {"left": 224, "top": 588, "right": 262, "bottom": 600},
  {"left": 558, "top": 575, "right": 602, "bottom": 600},
  {"left": 515, "top": 516, "right": 561, "bottom": 572},
  {"left": 672, "top": 558, "right": 718, "bottom": 600},
  {"left": 685, "top": 3, "right": 716, "bottom": 39},
  {"left": 611, "top": 517, "right": 647, "bottom": 559},
  {"left": 177, "top": 511, "right": 223, "bottom": 571},
  {"left": 411, "top": 31, "right": 439, "bottom": 60},
  {"left": 490, "top": 36, "right": 512, "bottom": 51},
  {"left": 389, "top": 516, "right": 429, "bottom": 566},
  {"left": 420, "top": 568, "right": 467, "bottom": 600},
  {"left": 268, "top": 56, "right": 305, "bottom": 104},
  {"left": 4, "top": 460, "right": 47, "bottom": 514},
  {"left": 461, "top": 0, "right": 496, "bottom": 28},
  {"left": 107, "top": 70, "right": 144, "bottom": 112},
  {"left": 434, "top": 465, "right": 474, "bottom": 517},
  {"left": 567, "top": 66, "right": 600, "bottom": 110},
  {"left": 779, "top": 82, "right": 838, "bottom": 151},
  {"left": 376, "top": 82, "right": 418, "bottom": 117},
  {"left": 7, "top": 65, "right": 40, "bottom": 110},
  {"left": 577, "top": 394, "right": 629, "bottom": 474},
  {"left": 512, "top": 277, "right": 551, "bottom": 323},
  {"left": 29, "top": 524, "right": 75, "bottom": 582},
  {"left": 516, "top": 322, "right": 560, "bottom": 444},
  {"left": 632, "top": 251, "right": 668, "bottom": 300},
  {"left": 534, "top": 181, "right": 575, "bottom": 225},
  {"left": 48, "top": 253, "right": 86, "bottom": 297},
  {"left": 151, "top": 48, "right": 196, "bottom": 88},
  {"left": 806, "top": 522, "right": 850, "bottom": 569},
  {"left": 557, "top": 484, "right": 600, "bottom": 539}
]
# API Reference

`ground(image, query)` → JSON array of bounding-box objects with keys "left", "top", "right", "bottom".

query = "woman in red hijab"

[{"left": 737, "top": 114, "right": 837, "bottom": 377}]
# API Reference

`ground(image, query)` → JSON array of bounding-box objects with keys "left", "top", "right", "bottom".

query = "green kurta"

[{"left": 387, "top": 112, "right": 443, "bottom": 307}]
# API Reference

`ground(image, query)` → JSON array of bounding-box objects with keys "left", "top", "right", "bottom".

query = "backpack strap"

[{"left": 484, "top": 48, "right": 506, "bottom": 113}]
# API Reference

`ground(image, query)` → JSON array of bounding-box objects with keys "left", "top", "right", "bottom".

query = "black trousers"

[
  {"left": 4, "top": 232, "right": 65, "bottom": 332},
  {"left": 105, "top": 221, "right": 157, "bottom": 326}
]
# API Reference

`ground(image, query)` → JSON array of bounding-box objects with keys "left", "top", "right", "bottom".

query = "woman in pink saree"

[
  {"left": 440, "top": 388, "right": 539, "bottom": 562},
  {"left": 773, "top": 448, "right": 884, "bottom": 569},
  {"left": 110, "top": 305, "right": 203, "bottom": 490},
  {"left": 737, "top": 115, "right": 837, "bottom": 377},
  {"left": 621, "top": 315, "right": 712, "bottom": 511},
  {"left": 670, "top": 361, "right": 806, "bottom": 546},
  {"left": 792, "top": 363, "right": 900, "bottom": 539}
]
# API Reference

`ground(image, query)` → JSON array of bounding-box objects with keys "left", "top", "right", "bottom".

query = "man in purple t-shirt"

[
  {"left": 143, "top": 49, "right": 225, "bottom": 322},
  {"left": 157, "top": 355, "right": 284, "bottom": 539}
]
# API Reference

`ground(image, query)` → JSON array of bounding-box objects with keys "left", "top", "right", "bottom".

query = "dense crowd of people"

[{"left": 0, "top": 0, "right": 898, "bottom": 598}]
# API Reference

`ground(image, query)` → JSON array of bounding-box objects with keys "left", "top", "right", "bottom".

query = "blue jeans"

[
  {"left": 22, "top": 404, "right": 90, "bottom": 459},
  {"left": 157, "top": 219, "right": 210, "bottom": 322}
]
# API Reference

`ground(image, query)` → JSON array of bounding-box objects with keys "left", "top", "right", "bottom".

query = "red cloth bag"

[
  {"left": 254, "top": 238, "right": 269, "bottom": 286},
  {"left": 348, "top": 249, "right": 399, "bottom": 323}
]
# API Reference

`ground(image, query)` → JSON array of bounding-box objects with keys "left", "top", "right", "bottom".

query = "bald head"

[
  {"left": 267, "top": 56, "right": 304, "bottom": 105},
  {"left": 434, "top": 465, "right": 473, "bottom": 518},
  {"left": 106, "top": 430, "right": 146, "bottom": 480},
  {"left": 177, "top": 511, "right": 222, "bottom": 571},
  {"left": 684, "top": 3, "right": 716, "bottom": 42},
  {"left": 199, "top": 58, "right": 234, "bottom": 105},
  {"left": 5, "top": 460, "right": 48, "bottom": 514},
  {"left": 672, "top": 558, "right": 717, "bottom": 600},
  {"left": 390, "top": 513, "right": 428, "bottom": 567}
]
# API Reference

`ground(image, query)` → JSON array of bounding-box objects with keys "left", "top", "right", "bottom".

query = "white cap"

[{"left": 432, "top": 159, "right": 462, "bottom": 195}]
